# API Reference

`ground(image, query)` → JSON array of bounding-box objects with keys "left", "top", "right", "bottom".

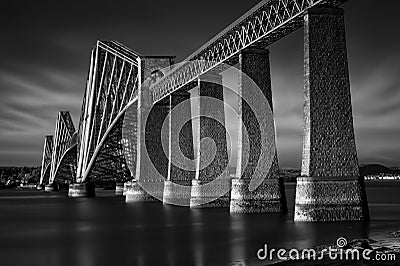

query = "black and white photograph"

[{"left": 0, "top": 0, "right": 399, "bottom": 265}]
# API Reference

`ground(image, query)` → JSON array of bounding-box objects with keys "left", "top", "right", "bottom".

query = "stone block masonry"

[
  {"left": 68, "top": 182, "right": 95, "bottom": 197},
  {"left": 230, "top": 48, "right": 287, "bottom": 213},
  {"left": 295, "top": 7, "right": 369, "bottom": 221},
  {"left": 190, "top": 74, "right": 231, "bottom": 208},
  {"left": 126, "top": 56, "right": 175, "bottom": 203},
  {"left": 163, "top": 91, "right": 196, "bottom": 206}
]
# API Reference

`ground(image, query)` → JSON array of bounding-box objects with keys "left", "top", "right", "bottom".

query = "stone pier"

[
  {"left": 122, "top": 101, "right": 138, "bottom": 198},
  {"left": 190, "top": 74, "right": 231, "bottom": 208},
  {"left": 163, "top": 91, "right": 195, "bottom": 206},
  {"left": 125, "top": 180, "right": 154, "bottom": 202},
  {"left": 122, "top": 180, "right": 131, "bottom": 196},
  {"left": 294, "top": 8, "right": 369, "bottom": 221},
  {"left": 68, "top": 182, "right": 95, "bottom": 197},
  {"left": 44, "top": 182, "right": 59, "bottom": 192},
  {"left": 125, "top": 56, "right": 174, "bottom": 203},
  {"left": 126, "top": 102, "right": 170, "bottom": 202},
  {"left": 230, "top": 48, "right": 287, "bottom": 213},
  {"left": 115, "top": 182, "right": 124, "bottom": 196}
]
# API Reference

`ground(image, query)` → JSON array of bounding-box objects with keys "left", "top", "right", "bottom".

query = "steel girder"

[
  {"left": 52, "top": 142, "right": 77, "bottom": 185},
  {"left": 80, "top": 109, "right": 132, "bottom": 184},
  {"left": 150, "top": 0, "right": 348, "bottom": 103},
  {"left": 76, "top": 41, "right": 140, "bottom": 183},
  {"left": 48, "top": 111, "right": 76, "bottom": 184},
  {"left": 39, "top": 135, "right": 53, "bottom": 185}
]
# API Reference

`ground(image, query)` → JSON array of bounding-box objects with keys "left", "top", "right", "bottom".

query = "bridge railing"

[{"left": 150, "top": 0, "right": 348, "bottom": 103}]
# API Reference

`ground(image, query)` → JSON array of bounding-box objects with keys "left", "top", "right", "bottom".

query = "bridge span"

[{"left": 40, "top": 0, "right": 369, "bottom": 222}]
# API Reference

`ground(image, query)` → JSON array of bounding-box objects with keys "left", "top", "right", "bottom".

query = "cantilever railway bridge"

[{"left": 39, "top": 0, "right": 370, "bottom": 222}]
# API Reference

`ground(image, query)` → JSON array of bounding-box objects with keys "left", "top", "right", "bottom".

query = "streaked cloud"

[{"left": 0, "top": 0, "right": 399, "bottom": 169}]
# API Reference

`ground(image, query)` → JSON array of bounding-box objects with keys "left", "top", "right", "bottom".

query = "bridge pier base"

[
  {"left": 115, "top": 182, "right": 124, "bottom": 196},
  {"left": 44, "top": 182, "right": 59, "bottom": 192},
  {"left": 122, "top": 181, "right": 131, "bottom": 196},
  {"left": 230, "top": 48, "right": 287, "bottom": 213},
  {"left": 163, "top": 180, "right": 192, "bottom": 206},
  {"left": 295, "top": 176, "right": 368, "bottom": 221},
  {"left": 294, "top": 7, "right": 369, "bottom": 222},
  {"left": 190, "top": 179, "right": 231, "bottom": 208},
  {"left": 230, "top": 178, "right": 287, "bottom": 213},
  {"left": 189, "top": 74, "right": 231, "bottom": 208},
  {"left": 68, "top": 182, "right": 95, "bottom": 197},
  {"left": 125, "top": 180, "right": 160, "bottom": 203}
]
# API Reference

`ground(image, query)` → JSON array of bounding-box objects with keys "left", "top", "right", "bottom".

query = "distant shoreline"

[{"left": 364, "top": 176, "right": 400, "bottom": 181}]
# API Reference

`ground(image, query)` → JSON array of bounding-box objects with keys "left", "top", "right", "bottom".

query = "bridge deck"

[{"left": 150, "top": 0, "right": 348, "bottom": 103}]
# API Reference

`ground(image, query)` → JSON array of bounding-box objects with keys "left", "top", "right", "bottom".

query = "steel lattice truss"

[
  {"left": 49, "top": 111, "right": 77, "bottom": 184},
  {"left": 76, "top": 41, "right": 140, "bottom": 182},
  {"left": 39, "top": 135, "right": 53, "bottom": 185},
  {"left": 82, "top": 113, "right": 132, "bottom": 184},
  {"left": 150, "top": 0, "right": 348, "bottom": 102}
]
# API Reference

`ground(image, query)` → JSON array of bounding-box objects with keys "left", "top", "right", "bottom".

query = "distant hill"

[
  {"left": 390, "top": 167, "right": 400, "bottom": 173},
  {"left": 359, "top": 164, "right": 396, "bottom": 176},
  {"left": 0, "top": 166, "right": 41, "bottom": 187},
  {"left": 231, "top": 164, "right": 399, "bottom": 181}
]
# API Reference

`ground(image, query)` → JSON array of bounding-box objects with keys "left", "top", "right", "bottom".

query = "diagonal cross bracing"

[
  {"left": 150, "top": 0, "right": 348, "bottom": 103},
  {"left": 39, "top": 135, "right": 53, "bottom": 185},
  {"left": 49, "top": 111, "right": 76, "bottom": 184},
  {"left": 76, "top": 40, "right": 140, "bottom": 182}
]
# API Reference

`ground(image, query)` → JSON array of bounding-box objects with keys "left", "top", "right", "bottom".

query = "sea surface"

[{"left": 0, "top": 181, "right": 399, "bottom": 266}]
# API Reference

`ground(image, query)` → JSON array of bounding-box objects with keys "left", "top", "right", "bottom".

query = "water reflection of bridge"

[{"left": 39, "top": 0, "right": 369, "bottom": 222}]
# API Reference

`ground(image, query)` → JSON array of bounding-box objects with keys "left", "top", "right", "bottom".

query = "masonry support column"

[
  {"left": 163, "top": 91, "right": 196, "bottom": 205},
  {"left": 68, "top": 181, "right": 95, "bottom": 197},
  {"left": 190, "top": 73, "right": 231, "bottom": 208},
  {"left": 126, "top": 101, "right": 169, "bottom": 203},
  {"left": 294, "top": 7, "right": 369, "bottom": 221},
  {"left": 123, "top": 101, "right": 138, "bottom": 197},
  {"left": 125, "top": 56, "right": 174, "bottom": 203},
  {"left": 68, "top": 182, "right": 95, "bottom": 197},
  {"left": 68, "top": 175, "right": 95, "bottom": 197},
  {"left": 115, "top": 182, "right": 124, "bottom": 196},
  {"left": 230, "top": 48, "right": 287, "bottom": 213},
  {"left": 45, "top": 182, "right": 59, "bottom": 192}
]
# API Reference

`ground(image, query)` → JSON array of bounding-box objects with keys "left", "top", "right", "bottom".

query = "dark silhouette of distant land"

[
  {"left": 0, "top": 164, "right": 399, "bottom": 188},
  {"left": 359, "top": 164, "right": 400, "bottom": 176}
]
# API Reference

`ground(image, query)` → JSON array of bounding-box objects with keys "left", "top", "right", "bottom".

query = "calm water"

[{"left": 0, "top": 182, "right": 399, "bottom": 266}]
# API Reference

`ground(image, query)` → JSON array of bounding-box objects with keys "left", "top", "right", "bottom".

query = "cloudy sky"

[{"left": 1, "top": 0, "right": 399, "bottom": 168}]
